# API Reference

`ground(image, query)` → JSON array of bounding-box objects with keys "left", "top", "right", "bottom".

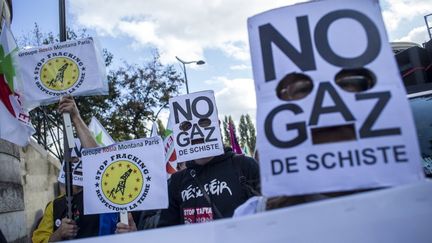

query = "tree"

[
  {"left": 222, "top": 115, "right": 239, "bottom": 148},
  {"left": 238, "top": 115, "right": 248, "bottom": 148},
  {"left": 236, "top": 113, "right": 256, "bottom": 154},
  {"left": 222, "top": 115, "right": 231, "bottom": 147},
  {"left": 157, "top": 119, "right": 166, "bottom": 137},
  {"left": 107, "top": 52, "right": 183, "bottom": 140},
  {"left": 245, "top": 114, "right": 256, "bottom": 153}
]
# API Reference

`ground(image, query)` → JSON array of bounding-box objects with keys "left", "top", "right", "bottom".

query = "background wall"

[
  {"left": 0, "top": 140, "right": 27, "bottom": 243},
  {"left": 0, "top": 139, "right": 60, "bottom": 242},
  {"left": 20, "top": 139, "right": 61, "bottom": 239}
]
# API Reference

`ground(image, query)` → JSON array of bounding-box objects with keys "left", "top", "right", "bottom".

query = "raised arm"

[{"left": 58, "top": 96, "right": 98, "bottom": 148}]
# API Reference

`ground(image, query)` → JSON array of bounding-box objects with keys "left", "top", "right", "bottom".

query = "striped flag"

[
  {"left": 150, "top": 122, "right": 158, "bottom": 137},
  {"left": 164, "top": 113, "right": 177, "bottom": 175},
  {"left": 0, "top": 21, "right": 34, "bottom": 146},
  {"left": 229, "top": 122, "right": 242, "bottom": 154}
]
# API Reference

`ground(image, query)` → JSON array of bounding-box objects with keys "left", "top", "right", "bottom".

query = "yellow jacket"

[{"left": 32, "top": 201, "right": 54, "bottom": 243}]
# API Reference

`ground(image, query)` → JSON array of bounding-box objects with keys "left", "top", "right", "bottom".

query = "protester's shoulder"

[
  {"left": 233, "top": 154, "right": 259, "bottom": 176},
  {"left": 53, "top": 194, "right": 66, "bottom": 204},
  {"left": 44, "top": 200, "right": 54, "bottom": 214},
  {"left": 169, "top": 169, "right": 189, "bottom": 184},
  {"left": 32, "top": 200, "right": 55, "bottom": 243},
  {"left": 234, "top": 154, "right": 258, "bottom": 167}
]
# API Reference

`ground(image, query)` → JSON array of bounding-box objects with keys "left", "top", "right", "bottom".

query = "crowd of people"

[
  {"left": 30, "top": 64, "right": 432, "bottom": 242},
  {"left": 31, "top": 96, "right": 261, "bottom": 242}
]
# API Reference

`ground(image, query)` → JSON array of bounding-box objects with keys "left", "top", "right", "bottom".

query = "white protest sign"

[
  {"left": 16, "top": 37, "right": 107, "bottom": 108},
  {"left": 82, "top": 137, "right": 168, "bottom": 215},
  {"left": 58, "top": 138, "right": 83, "bottom": 186},
  {"left": 169, "top": 90, "right": 224, "bottom": 162},
  {"left": 69, "top": 181, "right": 432, "bottom": 243},
  {"left": 248, "top": 0, "right": 424, "bottom": 197}
]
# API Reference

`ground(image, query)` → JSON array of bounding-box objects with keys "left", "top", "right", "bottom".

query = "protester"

[
  {"left": 128, "top": 161, "right": 187, "bottom": 231},
  {"left": 157, "top": 147, "right": 260, "bottom": 226},
  {"left": 32, "top": 96, "right": 100, "bottom": 242}
]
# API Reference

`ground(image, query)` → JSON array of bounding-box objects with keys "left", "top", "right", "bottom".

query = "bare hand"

[
  {"left": 55, "top": 218, "right": 79, "bottom": 239},
  {"left": 115, "top": 213, "right": 137, "bottom": 234},
  {"left": 58, "top": 95, "right": 80, "bottom": 120}
]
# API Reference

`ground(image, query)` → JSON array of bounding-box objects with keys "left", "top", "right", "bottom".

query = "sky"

[{"left": 10, "top": 0, "right": 432, "bottom": 126}]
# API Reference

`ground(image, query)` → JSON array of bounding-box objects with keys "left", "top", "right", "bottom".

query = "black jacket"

[
  {"left": 158, "top": 148, "right": 260, "bottom": 226},
  {"left": 53, "top": 191, "right": 100, "bottom": 238}
]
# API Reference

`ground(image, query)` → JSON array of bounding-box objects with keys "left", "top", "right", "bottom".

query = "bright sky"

[{"left": 10, "top": 0, "right": 432, "bottom": 125}]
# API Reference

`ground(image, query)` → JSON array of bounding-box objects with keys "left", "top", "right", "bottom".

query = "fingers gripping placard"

[
  {"left": 169, "top": 90, "right": 224, "bottom": 162},
  {"left": 248, "top": 0, "right": 424, "bottom": 197}
]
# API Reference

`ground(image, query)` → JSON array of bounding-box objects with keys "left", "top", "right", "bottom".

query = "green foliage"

[
  {"left": 106, "top": 52, "right": 183, "bottom": 140},
  {"left": 157, "top": 119, "right": 166, "bottom": 137},
  {"left": 237, "top": 114, "right": 257, "bottom": 153},
  {"left": 222, "top": 115, "right": 233, "bottom": 147},
  {"left": 238, "top": 115, "right": 248, "bottom": 148},
  {"left": 245, "top": 114, "right": 256, "bottom": 153}
]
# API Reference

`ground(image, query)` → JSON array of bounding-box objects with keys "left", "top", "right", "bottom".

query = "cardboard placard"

[
  {"left": 248, "top": 0, "right": 424, "bottom": 197},
  {"left": 58, "top": 138, "right": 84, "bottom": 186},
  {"left": 169, "top": 90, "right": 224, "bottom": 162},
  {"left": 82, "top": 137, "right": 168, "bottom": 214}
]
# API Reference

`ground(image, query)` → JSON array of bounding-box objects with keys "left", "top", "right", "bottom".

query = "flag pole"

[{"left": 59, "top": 0, "right": 75, "bottom": 220}]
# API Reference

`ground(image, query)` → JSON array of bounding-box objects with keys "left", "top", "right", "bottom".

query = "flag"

[
  {"left": 164, "top": 113, "right": 177, "bottom": 175},
  {"left": 88, "top": 117, "right": 115, "bottom": 146},
  {"left": 151, "top": 122, "right": 158, "bottom": 137},
  {"left": 229, "top": 122, "right": 242, "bottom": 154},
  {"left": 0, "top": 21, "right": 34, "bottom": 146},
  {"left": 16, "top": 37, "right": 108, "bottom": 108}
]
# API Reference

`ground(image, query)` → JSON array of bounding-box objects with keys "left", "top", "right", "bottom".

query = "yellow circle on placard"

[
  {"left": 40, "top": 57, "right": 79, "bottom": 91},
  {"left": 101, "top": 160, "right": 143, "bottom": 205}
]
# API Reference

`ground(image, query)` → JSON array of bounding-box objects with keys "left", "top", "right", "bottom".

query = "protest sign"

[
  {"left": 82, "top": 137, "right": 167, "bottom": 214},
  {"left": 248, "top": 0, "right": 424, "bottom": 197},
  {"left": 15, "top": 37, "right": 107, "bottom": 108},
  {"left": 169, "top": 90, "right": 224, "bottom": 162},
  {"left": 58, "top": 138, "right": 83, "bottom": 186},
  {"left": 58, "top": 117, "right": 114, "bottom": 186},
  {"left": 69, "top": 180, "right": 432, "bottom": 243}
]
